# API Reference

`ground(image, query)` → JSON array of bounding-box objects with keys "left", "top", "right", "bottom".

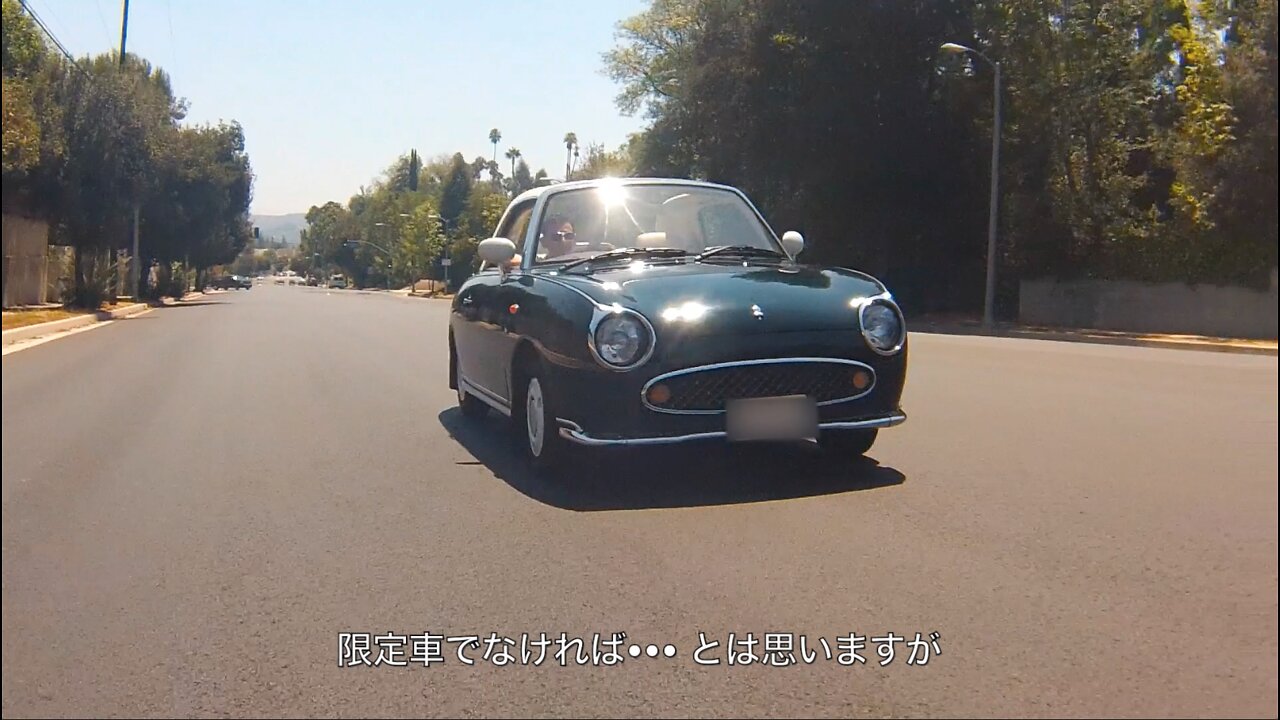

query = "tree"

[
  {"left": 393, "top": 200, "right": 446, "bottom": 286},
  {"left": 602, "top": 0, "right": 703, "bottom": 117},
  {"left": 603, "top": 0, "right": 1277, "bottom": 313},
  {"left": 488, "top": 128, "right": 502, "bottom": 163},
  {"left": 407, "top": 148, "right": 420, "bottom": 192},
  {"left": 3, "top": 0, "right": 254, "bottom": 305},
  {"left": 563, "top": 131, "right": 578, "bottom": 179},
  {"left": 461, "top": 184, "right": 509, "bottom": 239},
  {"left": 439, "top": 152, "right": 473, "bottom": 228},
  {"left": 1204, "top": 0, "right": 1278, "bottom": 284},
  {"left": 575, "top": 141, "right": 633, "bottom": 179},
  {"left": 514, "top": 158, "right": 535, "bottom": 194},
  {"left": 1, "top": 0, "right": 49, "bottom": 185}
]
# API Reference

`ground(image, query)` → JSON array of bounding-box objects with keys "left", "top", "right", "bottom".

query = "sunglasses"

[{"left": 556, "top": 231, "right": 577, "bottom": 241}]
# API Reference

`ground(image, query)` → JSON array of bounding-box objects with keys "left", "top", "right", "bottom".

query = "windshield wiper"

[
  {"left": 558, "top": 247, "right": 688, "bottom": 272},
  {"left": 694, "top": 245, "right": 787, "bottom": 262}
]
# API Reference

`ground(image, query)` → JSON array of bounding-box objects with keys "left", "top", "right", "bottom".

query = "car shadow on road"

[{"left": 438, "top": 408, "right": 905, "bottom": 511}]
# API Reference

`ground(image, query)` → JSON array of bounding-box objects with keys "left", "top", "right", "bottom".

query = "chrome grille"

[{"left": 645, "top": 359, "right": 874, "bottom": 414}]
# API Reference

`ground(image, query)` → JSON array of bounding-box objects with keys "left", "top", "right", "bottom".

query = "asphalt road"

[{"left": 3, "top": 284, "right": 1276, "bottom": 718}]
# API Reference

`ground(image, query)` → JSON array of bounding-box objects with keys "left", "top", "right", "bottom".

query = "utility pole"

[
  {"left": 120, "top": 0, "right": 141, "bottom": 298},
  {"left": 119, "top": 0, "right": 130, "bottom": 66}
]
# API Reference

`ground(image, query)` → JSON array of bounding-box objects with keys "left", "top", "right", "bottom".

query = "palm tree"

[
  {"left": 505, "top": 147, "right": 522, "bottom": 179},
  {"left": 563, "top": 132, "right": 578, "bottom": 180},
  {"left": 489, "top": 128, "right": 502, "bottom": 164}
]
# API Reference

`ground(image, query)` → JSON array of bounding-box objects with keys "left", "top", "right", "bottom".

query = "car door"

[{"left": 458, "top": 198, "right": 536, "bottom": 406}]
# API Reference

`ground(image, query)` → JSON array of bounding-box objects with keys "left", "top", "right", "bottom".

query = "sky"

[{"left": 27, "top": 0, "right": 652, "bottom": 215}]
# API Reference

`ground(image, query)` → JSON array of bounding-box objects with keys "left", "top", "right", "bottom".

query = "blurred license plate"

[{"left": 725, "top": 395, "right": 819, "bottom": 442}]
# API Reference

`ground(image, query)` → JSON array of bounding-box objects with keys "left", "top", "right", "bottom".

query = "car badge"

[{"left": 751, "top": 304, "right": 764, "bottom": 320}]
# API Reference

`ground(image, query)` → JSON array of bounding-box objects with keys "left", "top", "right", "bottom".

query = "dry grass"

[
  {"left": 0, "top": 297, "right": 147, "bottom": 331},
  {"left": 1, "top": 308, "right": 91, "bottom": 331}
]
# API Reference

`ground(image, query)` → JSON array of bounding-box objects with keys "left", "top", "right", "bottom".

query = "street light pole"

[
  {"left": 430, "top": 214, "right": 452, "bottom": 294},
  {"left": 942, "top": 42, "right": 1001, "bottom": 328},
  {"left": 358, "top": 229, "right": 394, "bottom": 291}
]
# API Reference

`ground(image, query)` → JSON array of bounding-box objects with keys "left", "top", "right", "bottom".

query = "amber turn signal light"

[
  {"left": 648, "top": 384, "right": 672, "bottom": 404},
  {"left": 852, "top": 371, "right": 871, "bottom": 390}
]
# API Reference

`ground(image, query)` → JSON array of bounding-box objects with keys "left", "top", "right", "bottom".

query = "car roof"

[{"left": 508, "top": 177, "right": 743, "bottom": 206}]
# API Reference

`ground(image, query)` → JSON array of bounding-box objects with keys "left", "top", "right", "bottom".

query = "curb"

[
  {"left": 910, "top": 324, "right": 1278, "bottom": 357},
  {"left": 2, "top": 302, "right": 150, "bottom": 347}
]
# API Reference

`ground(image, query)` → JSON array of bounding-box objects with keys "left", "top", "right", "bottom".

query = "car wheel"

[
  {"left": 820, "top": 429, "right": 878, "bottom": 457},
  {"left": 516, "top": 359, "right": 569, "bottom": 472}
]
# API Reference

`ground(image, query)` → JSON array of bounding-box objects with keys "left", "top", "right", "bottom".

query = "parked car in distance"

[
  {"left": 449, "top": 177, "right": 908, "bottom": 474},
  {"left": 209, "top": 274, "right": 252, "bottom": 290},
  {"left": 327, "top": 274, "right": 347, "bottom": 289}
]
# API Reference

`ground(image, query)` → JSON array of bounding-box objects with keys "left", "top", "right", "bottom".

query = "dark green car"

[{"left": 449, "top": 178, "right": 907, "bottom": 472}]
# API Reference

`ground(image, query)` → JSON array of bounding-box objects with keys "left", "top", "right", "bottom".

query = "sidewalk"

[
  {"left": 911, "top": 315, "right": 1277, "bottom": 356},
  {"left": 2, "top": 300, "right": 153, "bottom": 348},
  {"left": 2, "top": 292, "right": 206, "bottom": 350},
  {"left": 392, "top": 282, "right": 454, "bottom": 300}
]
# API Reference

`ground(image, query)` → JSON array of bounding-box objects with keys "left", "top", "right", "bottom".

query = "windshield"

[{"left": 530, "top": 184, "right": 781, "bottom": 264}]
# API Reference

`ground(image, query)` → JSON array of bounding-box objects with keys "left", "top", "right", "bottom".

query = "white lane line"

[{"left": 2, "top": 307, "right": 157, "bottom": 357}]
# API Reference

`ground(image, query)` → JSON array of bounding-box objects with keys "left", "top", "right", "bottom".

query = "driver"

[
  {"left": 536, "top": 215, "right": 577, "bottom": 259},
  {"left": 502, "top": 214, "right": 578, "bottom": 268}
]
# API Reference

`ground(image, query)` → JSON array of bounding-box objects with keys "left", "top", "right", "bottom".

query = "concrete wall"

[
  {"left": 2, "top": 214, "right": 50, "bottom": 308},
  {"left": 1020, "top": 270, "right": 1279, "bottom": 339}
]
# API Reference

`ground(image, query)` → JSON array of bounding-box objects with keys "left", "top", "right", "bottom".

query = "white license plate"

[{"left": 725, "top": 395, "right": 819, "bottom": 442}]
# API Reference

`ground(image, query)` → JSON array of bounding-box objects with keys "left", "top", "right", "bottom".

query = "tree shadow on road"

[
  {"left": 163, "top": 300, "right": 226, "bottom": 308},
  {"left": 438, "top": 408, "right": 906, "bottom": 512}
]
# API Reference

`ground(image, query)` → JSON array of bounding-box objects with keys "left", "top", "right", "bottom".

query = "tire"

[
  {"left": 820, "top": 429, "right": 878, "bottom": 457},
  {"left": 515, "top": 357, "right": 569, "bottom": 472}
]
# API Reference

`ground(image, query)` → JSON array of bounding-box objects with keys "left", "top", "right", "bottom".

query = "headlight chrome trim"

[
  {"left": 587, "top": 303, "right": 656, "bottom": 371},
  {"left": 858, "top": 295, "right": 906, "bottom": 356}
]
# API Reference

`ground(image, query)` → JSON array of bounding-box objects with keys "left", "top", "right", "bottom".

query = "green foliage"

[
  {"left": 2, "top": 0, "right": 57, "bottom": 197},
  {"left": 603, "top": 0, "right": 1279, "bottom": 310},
  {"left": 3, "top": 1, "right": 253, "bottom": 306},
  {"left": 575, "top": 141, "right": 635, "bottom": 180},
  {"left": 513, "top": 159, "right": 535, "bottom": 194},
  {"left": 439, "top": 152, "right": 473, "bottom": 225}
]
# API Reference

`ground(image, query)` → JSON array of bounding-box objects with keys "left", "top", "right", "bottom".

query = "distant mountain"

[{"left": 250, "top": 213, "right": 307, "bottom": 245}]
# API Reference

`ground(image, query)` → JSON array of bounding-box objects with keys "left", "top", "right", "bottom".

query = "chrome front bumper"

[{"left": 556, "top": 412, "right": 907, "bottom": 447}]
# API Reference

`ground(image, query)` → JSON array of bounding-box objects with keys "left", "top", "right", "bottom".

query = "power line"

[{"left": 17, "top": 0, "right": 89, "bottom": 77}]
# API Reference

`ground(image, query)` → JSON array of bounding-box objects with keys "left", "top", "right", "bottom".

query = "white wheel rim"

[{"left": 526, "top": 377, "right": 545, "bottom": 457}]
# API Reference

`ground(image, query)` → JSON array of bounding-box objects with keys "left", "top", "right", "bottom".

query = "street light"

[
  {"left": 430, "top": 213, "right": 454, "bottom": 293},
  {"left": 394, "top": 213, "right": 415, "bottom": 293},
  {"left": 369, "top": 223, "right": 395, "bottom": 291},
  {"left": 941, "top": 41, "right": 1001, "bottom": 328}
]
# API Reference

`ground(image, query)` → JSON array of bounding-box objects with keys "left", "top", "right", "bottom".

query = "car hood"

[{"left": 549, "top": 261, "right": 889, "bottom": 334}]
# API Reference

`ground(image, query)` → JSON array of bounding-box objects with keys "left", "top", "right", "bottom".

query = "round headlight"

[
  {"left": 861, "top": 300, "right": 904, "bottom": 354},
  {"left": 594, "top": 312, "right": 651, "bottom": 367}
]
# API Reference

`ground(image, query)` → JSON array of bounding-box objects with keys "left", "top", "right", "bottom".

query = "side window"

[
  {"left": 479, "top": 199, "right": 534, "bottom": 272},
  {"left": 497, "top": 200, "right": 535, "bottom": 248}
]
